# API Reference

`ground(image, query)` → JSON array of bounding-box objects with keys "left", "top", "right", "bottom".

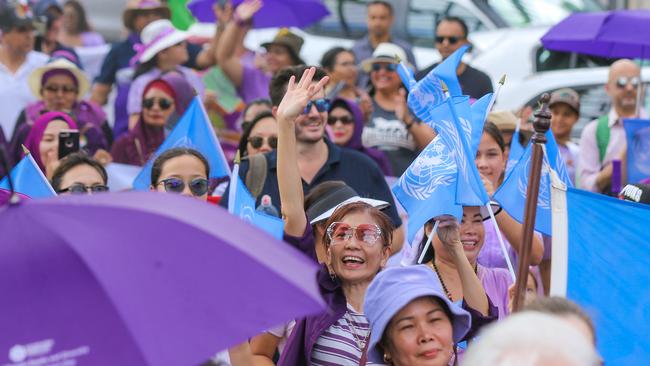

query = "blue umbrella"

[
  {"left": 188, "top": 0, "right": 330, "bottom": 28},
  {"left": 0, "top": 192, "right": 324, "bottom": 365},
  {"left": 541, "top": 10, "right": 650, "bottom": 59}
]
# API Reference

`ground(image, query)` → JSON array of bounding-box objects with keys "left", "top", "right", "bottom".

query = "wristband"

[{"left": 233, "top": 12, "right": 252, "bottom": 27}]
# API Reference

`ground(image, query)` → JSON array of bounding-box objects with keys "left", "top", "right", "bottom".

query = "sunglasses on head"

[
  {"left": 435, "top": 36, "right": 462, "bottom": 45},
  {"left": 327, "top": 115, "right": 354, "bottom": 125},
  {"left": 143, "top": 97, "right": 174, "bottom": 110},
  {"left": 326, "top": 222, "right": 383, "bottom": 246},
  {"left": 57, "top": 184, "right": 109, "bottom": 194},
  {"left": 157, "top": 177, "right": 209, "bottom": 196},
  {"left": 44, "top": 84, "right": 78, "bottom": 94},
  {"left": 371, "top": 63, "right": 397, "bottom": 72},
  {"left": 616, "top": 76, "right": 641, "bottom": 89},
  {"left": 247, "top": 135, "right": 278, "bottom": 149},
  {"left": 303, "top": 98, "right": 330, "bottom": 115}
]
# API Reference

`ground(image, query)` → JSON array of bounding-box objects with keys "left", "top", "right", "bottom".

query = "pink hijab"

[{"left": 23, "top": 111, "right": 78, "bottom": 172}]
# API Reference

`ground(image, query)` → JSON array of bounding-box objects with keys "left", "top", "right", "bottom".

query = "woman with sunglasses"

[
  {"left": 360, "top": 43, "right": 435, "bottom": 176},
  {"left": 10, "top": 57, "right": 109, "bottom": 165},
  {"left": 111, "top": 74, "right": 193, "bottom": 165},
  {"left": 51, "top": 152, "right": 109, "bottom": 195},
  {"left": 237, "top": 111, "right": 278, "bottom": 158},
  {"left": 150, "top": 147, "right": 210, "bottom": 201},
  {"left": 327, "top": 98, "right": 393, "bottom": 176},
  {"left": 269, "top": 67, "right": 389, "bottom": 365}
]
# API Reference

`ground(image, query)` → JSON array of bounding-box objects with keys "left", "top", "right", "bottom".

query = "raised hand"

[
  {"left": 235, "top": 0, "right": 263, "bottom": 22},
  {"left": 214, "top": 0, "right": 233, "bottom": 24},
  {"left": 276, "top": 67, "right": 330, "bottom": 124},
  {"left": 480, "top": 173, "right": 495, "bottom": 197},
  {"left": 394, "top": 87, "right": 410, "bottom": 123},
  {"left": 436, "top": 216, "right": 462, "bottom": 253}
]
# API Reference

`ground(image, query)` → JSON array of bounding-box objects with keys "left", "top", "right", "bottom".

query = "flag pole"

[
  {"left": 512, "top": 93, "right": 552, "bottom": 312},
  {"left": 484, "top": 74, "right": 506, "bottom": 121},
  {"left": 417, "top": 220, "right": 439, "bottom": 264},
  {"left": 486, "top": 205, "right": 516, "bottom": 282},
  {"left": 227, "top": 150, "right": 241, "bottom": 215}
]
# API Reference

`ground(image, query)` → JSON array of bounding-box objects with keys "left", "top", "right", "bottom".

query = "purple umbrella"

[
  {"left": 541, "top": 10, "right": 650, "bottom": 59},
  {"left": 0, "top": 188, "right": 29, "bottom": 205},
  {"left": 188, "top": 0, "right": 330, "bottom": 28},
  {"left": 0, "top": 192, "right": 324, "bottom": 366}
]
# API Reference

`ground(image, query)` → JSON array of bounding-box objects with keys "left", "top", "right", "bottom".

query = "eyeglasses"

[
  {"left": 326, "top": 222, "right": 383, "bottom": 246},
  {"left": 248, "top": 135, "right": 278, "bottom": 149},
  {"left": 157, "top": 177, "right": 209, "bottom": 196},
  {"left": 616, "top": 76, "right": 641, "bottom": 89},
  {"left": 303, "top": 98, "right": 330, "bottom": 115},
  {"left": 57, "top": 184, "right": 109, "bottom": 194},
  {"left": 327, "top": 115, "right": 354, "bottom": 125},
  {"left": 435, "top": 36, "right": 462, "bottom": 45},
  {"left": 143, "top": 97, "right": 174, "bottom": 110},
  {"left": 43, "top": 84, "right": 78, "bottom": 94},
  {"left": 371, "top": 63, "right": 397, "bottom": 72}
]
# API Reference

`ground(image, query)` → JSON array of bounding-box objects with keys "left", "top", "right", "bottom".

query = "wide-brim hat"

[
  {"left": 306, "top": 184, "right": 389, "bottom": 225},
  {"left": 28, "top": 58, "right": 90, "bottom": 100},
  {"left": 261, "top": 28, "right": 305, "bottom": 65},
  {"left": 488, "top": 110, "right": 518, "bottom": 132},
  {"left": 122, "top": 0, "right": 171, "bottom": 31},
  {"left": 135, "top": 19, "right": 188, "bottom": 64},
  {"left": 361, "top": 42, "right": 411, "bottom": 73},
  {"left": 365, "top": 265, "right": 472, "bottom": 363}
]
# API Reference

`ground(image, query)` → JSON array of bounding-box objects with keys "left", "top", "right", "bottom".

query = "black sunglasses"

[
  {"left": 57, "top": 184, "right": 109, "bottom": 194},
  {"left": 158, "top": 177, "right": 209, "bottom": 196},
  {"left": 435, "top": 36, "right": 462, "bottom": 45},
  {"left": 303, "top": 98, "right": 330, "bottom": 115},
  {"left": 44, "top": 84, "right": 78, "bottom": 94},
  {"left": 143, "top": 97, "right": 174, "bottom": 110},
  {"left": 371, "top": 63, "right": 397, "bottom": 72},
  {"left": 248, "top": 135, "right": 278, "bottom": 149},
  {"left": 327, "top": 115, "right": 354, "bottom": 125}
]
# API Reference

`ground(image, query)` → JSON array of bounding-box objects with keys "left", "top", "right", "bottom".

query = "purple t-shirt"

[
  {"left": 81, "top": 32, "right": 105, "bottom": 47},
  {"left": 127, "top": 66, "right": 205, "bottom": 115},
  {"left": 237, "top": 64, "right": 271, "bottom": 104},
  {"left": 478, "top": 265, "right": 512, "bottom": 319}
]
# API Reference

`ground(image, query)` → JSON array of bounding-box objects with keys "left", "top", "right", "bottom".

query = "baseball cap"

[{"left": 549, "top": 88, "right": 580, "bottom": 115}]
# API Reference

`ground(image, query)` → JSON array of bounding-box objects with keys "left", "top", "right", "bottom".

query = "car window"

[
  {"left": 407, "top": 0, "right": 488, "bottom": 48},
  {"left": 489, "top": 0, "right": 603, "bottom": 27},
  {"left": 308, "top": 0, "right": 370, "bottom": 40},
  {"left": 535, "top": 47, "right": 616, "bottom": 72},
  {"left": 523, "top": 83, "right": 650, "bottom": 141}
]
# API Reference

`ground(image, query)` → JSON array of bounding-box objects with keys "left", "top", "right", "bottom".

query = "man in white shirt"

[{"left": 0, "top": 6, "right": 48, "bottom": 140}]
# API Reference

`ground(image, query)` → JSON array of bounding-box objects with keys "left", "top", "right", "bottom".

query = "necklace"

[
  {"left": 430, "top": 262, "right": 479, "bottom": 301},
  {"left": 343, "top": 308, "right": 368, "bottom": 351}
]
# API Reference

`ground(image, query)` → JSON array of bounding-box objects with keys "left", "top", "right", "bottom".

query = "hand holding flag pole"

[
  {"left": 228, "top": 150, "right": 241, "bottom": 215},
  {"left": 512, "top": 94, "right": 552, "bottom": 312},
  {"left": 417, "top": 221, "right": 440, "bottom": 264}
]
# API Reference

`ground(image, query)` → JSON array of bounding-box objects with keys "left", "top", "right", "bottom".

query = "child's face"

[
  {"left": 551, "top": 103, "right": 579, "bottom": 140},
  {"left": 524, "top": 272, "right": 538, "bottom": 306}
]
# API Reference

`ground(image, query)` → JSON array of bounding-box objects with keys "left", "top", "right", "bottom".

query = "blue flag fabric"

[
  {"left": 623, "top": 118, "right": 650, "bottom": 183},
  {"left": 132, "top": 97, "right": 231, "bottom": 190},
  {"left": 494, "top": 131, "right": 572, "bottom": 235},
  {"left": 565, "top": 188, "right": 650, "bottom": 364},
  {"left": 0, "top": 154, "right": 56, "bottom": 198},
  {"left": 506, "top": 128, "right": 525, "bottom": 174},
  {"left": 431, "top": 45, "right": 470, "bottom": 97},
  {"left": 229, "top": 175, "right": 284, "bottom": 240},
  {"left": 392, "top": 135, "right": 463, "bottom": 243},
  {"left": 469, "top": 93, "right": 493, "bottom": 154}
]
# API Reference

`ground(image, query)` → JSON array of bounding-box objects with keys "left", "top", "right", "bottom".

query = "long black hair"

[{"left": 237, "top": 111, "right": 276, "bottom": 158}]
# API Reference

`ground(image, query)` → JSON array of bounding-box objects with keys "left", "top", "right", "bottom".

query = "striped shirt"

[{"left": 311, "top": 304, "right": 385, "bottom": 365}]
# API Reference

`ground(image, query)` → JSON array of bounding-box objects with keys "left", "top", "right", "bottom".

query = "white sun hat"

[
  {"left": 306, "top": 185, "right": 390, "bottom": 225},
  {"left": 132, "top": 19, "right": 188, "bottom": 64},
  {"left": 360, "top": 42, "right": 411, "bottom": 73},
  {"left": 28, "top": 58, "right": 90, "bottom": 100}
]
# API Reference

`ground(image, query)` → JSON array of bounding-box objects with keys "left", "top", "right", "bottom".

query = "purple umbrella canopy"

[
  {"left": 0, "top": 192, "right": 325, "bottom": 366},
  {"left": 188, "top": 0, "right": 330, "bottom": 28},
  {"left": 541, "top": 10, "right": 650, "bottom": 59}
]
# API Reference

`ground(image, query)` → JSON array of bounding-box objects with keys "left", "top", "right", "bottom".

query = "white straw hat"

[
  {"left": 28, "top": 58, "right": 90, "bottom": 100},
  {"left": 361, "top": 42, "right": 411, "bottom": 73},
  {"left": 133, "top": 19, "right": 188, "bottom": 64}
]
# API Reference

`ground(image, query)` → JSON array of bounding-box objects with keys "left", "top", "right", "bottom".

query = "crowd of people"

[{"left": 1, "top": 0, "right": 649, "bottom": 365}]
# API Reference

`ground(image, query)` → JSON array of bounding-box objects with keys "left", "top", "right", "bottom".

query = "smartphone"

[{"left": 58, "top": 130, "right": 80, "bottom": 160}]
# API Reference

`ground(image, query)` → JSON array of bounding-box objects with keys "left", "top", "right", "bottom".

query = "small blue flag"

[
  {"left": 469, "top": 93, "right": 493, "bottom": 154},
  {"left": 564, "top": 188, "right": 650, "bottom": 364},
  {"left": 431, "top": 45, "right": 470, "bottom": 97},
  {"left": 229, "top": 175, "right": 284, "bottom": 240},
  {"left": 392, "top": 135, "right": 463, "bottom": 243},
  {"left": 132, "top": 97, "right": 231, "bottom": 190},
  {"left": 623, "top": 118, "right": 650, "bottom": 183},
  {"left": 506, "top": 128, "right": 525, "bottom": 174},
  {"left": 0, "top": 154, "right": 56, "bottom": 198},
  {"left": 494, "top": 132, "right": 571, "bottom": 235}
]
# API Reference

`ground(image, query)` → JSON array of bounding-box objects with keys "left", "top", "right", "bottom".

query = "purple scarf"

[
  {"left": 23, "top": 112, "right": 78, "bottom": 172},
  {"left": 332, "top": 98, "right": 394, "bottom": 176}
]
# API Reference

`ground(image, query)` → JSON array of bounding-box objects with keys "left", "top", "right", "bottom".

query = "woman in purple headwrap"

[
  {"left": 22, "top": 111, "right": 78, "bottom": 177},
  {"left": 327, "top": 98, "right": 393, "bottom": 176},
  {"left": 111, "top": 73, "right": 194, "bottom": 166},
  {"left": 9, "top": 57, "right": 109, "bottom": 165}
]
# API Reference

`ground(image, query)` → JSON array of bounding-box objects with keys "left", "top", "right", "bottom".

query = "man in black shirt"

[{"left": 416, "top": 16, "right": 492, "bottom": 100}]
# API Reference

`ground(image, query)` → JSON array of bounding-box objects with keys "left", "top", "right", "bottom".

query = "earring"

[
  {"left": 329, "top": 268, "right": 337, "bottom": 282},
  {"left": 383, "top": 353, "right": 391, "bottom": 363}
]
